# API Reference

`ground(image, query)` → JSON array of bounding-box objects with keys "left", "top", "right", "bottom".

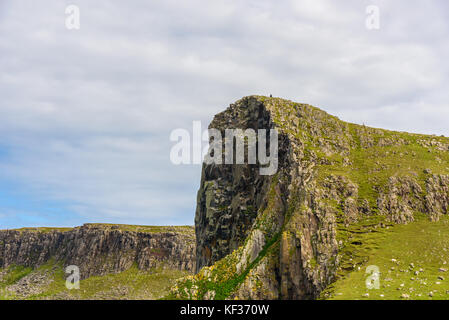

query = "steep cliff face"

[
  {"left": 195, "top": 98, "right": 282, "bottom": 271},
  {"left": 172, "top": 95, "right": 449, "bottom": 300},
  {"left": 0, "top": 224, "right": 196, "bottom": 279}
]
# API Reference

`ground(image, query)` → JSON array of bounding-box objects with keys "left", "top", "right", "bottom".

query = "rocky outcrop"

[
  {"left": 0, "top": 224, "right": 195, "bottom": 279},
  {"left": 172, "top": 95, "right": 449, "bottom": 300},
  {"left": 425, "top": 174, "right": 449, "bottom": 221}
]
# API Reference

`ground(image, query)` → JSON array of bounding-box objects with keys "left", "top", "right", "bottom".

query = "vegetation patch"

[
  {"left": 322, "top": 215, "right": 449, "bottom": 300},
  {"left": 0, "top": 262, "right": 189, "bottom": 300}
]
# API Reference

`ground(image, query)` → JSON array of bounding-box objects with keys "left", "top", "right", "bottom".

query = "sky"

[{"left": 0, "top": 0, "right": 448, "bottom": 229}]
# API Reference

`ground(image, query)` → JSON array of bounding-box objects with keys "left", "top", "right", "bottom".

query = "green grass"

[
  {"left": 0, "top": 262, "right": 189, "bottom": 300},
  {"left": 2, "top": 224, "right": 194, "bottom": 235},
  {"left": 8, "top": 227, "right": 74, "bottom": 233},
  {"left": 5, "top": 96, "right": 448, "bottom": 300},
  {"left": 322, "top": 215, "right": 449, "bottom": 300},
  {"left": 261, "top": 95, "right": 449, "bottom": 209}
]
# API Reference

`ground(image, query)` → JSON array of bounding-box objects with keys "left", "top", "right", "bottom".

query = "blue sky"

[{"left": 1, "top": 0, "right": 448, "bottom": 229}]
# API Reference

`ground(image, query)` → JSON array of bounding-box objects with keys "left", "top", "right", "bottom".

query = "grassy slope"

[
  {"left": 322, "top": 214, "right": 449, "bottom": 300},
  {"left": 0, "top": 262, "right": 189, "bottom": 300},
  {"left": 6, "top": 225, "right": 194, "bottom": 234},
  {"left": 261, "top": 96, "right": 449, "bottom": 206}
]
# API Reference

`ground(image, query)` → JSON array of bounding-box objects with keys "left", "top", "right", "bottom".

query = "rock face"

[
  {"left": 195, "top": 98, "right": 280, "bottom": 271},
  {"left": 173, "top": 95, "right": 449, "bottom": 300},
  {"left": 0, "top": 224, "right": 196, "bottom": 279}
]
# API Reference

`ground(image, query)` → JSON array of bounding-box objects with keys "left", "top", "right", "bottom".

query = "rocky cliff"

[
  {"left": 171, "top": 95, "right": 449, "bottom": 300},
  {"left": 0, "top": 224, "right": 196, "bottom": 279}
]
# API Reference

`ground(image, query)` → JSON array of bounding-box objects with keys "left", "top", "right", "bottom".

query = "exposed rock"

[
  {"left": 377, "top": 176, "right": 423, "bottom": 224},
  {"left": 0, "top": 224, "right": 196, "bottom": 279}
]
